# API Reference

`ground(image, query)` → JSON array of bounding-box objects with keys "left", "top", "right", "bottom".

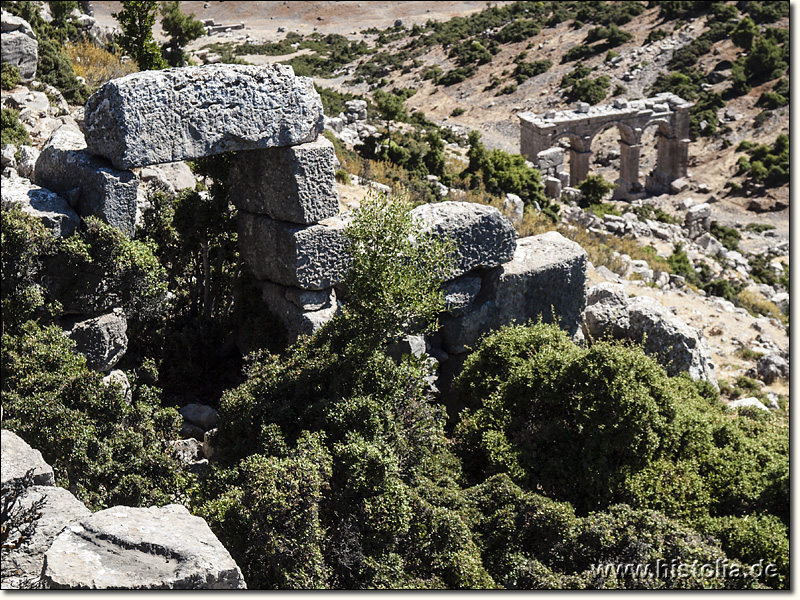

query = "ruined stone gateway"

[{"left": 519, "top": 93, "right": 692, "bottom": 199}]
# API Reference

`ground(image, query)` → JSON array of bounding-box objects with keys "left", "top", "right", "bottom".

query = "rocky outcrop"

[
  {"left": 83, "top": 64, "right": 324, "bottom": 170},
  {"left": 1, "top": 430, "right": 55, "bottom": 488},
  {"left": 42, "top": 504, "right": 247, "bottom": 589},
  {"left": 35, "top": 121, "right": 138, "bottom": 237},
  {"left": 411, "top": 201, "right": 517, "bottom": 278},
  {"left": 229, "top": 136, "right": 338, "bottom": 224},
  {"left": 440, "top": 231, "right": 587, "bottom": 354},
  {"left": 261, "top": 280, "right": 340, "bottom": 339},
  {"left": 1, "top": 11, "right": 38, "bottom": 83},
  {"left": 64, "top": 308, "right": 128, "bottom": 372},
  {"left": 2, "top": 486, "right": 91, "bottom": 587},
  {"left": 1, "top": 173, "right": 79, "bottom": 237},
  {"left": 756, "top": 353, "right": 789, "bottom": 385},
  {"left": 583, "top": 284, "right": 717, "bottom": 386}
]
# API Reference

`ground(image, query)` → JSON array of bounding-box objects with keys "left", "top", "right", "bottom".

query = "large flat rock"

[
  {"left": 43, "top": 504, "right": 246, "bottom": 589},
  {"left": 238, "top": 211, "right": 348, "bottom": 290},
  {"left": 229, "top": 136, "right": 338, "bottom": 224},
  {"left": 1, "top": 429, "right": 55, "bottom": 488},
  {"left": 412, "top": 201, "right": 517, "bottom": 278},
  {"left": 83, "top": 64, "right": 324, "bottom": 170},
  {"left": 2, "top": 486, "right": 91, "bottom": 588},
  {"left": 440, "top": 231, "right": 586, "bottom": 354}
]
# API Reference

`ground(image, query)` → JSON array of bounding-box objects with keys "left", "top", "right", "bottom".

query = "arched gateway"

[{"left": 519, "top": 93, "right": 692, "bottom": 199}]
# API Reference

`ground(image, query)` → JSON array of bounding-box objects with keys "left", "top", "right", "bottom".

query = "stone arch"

[{"left": 518, "top": 94, "right": 693, "bottom": 199}]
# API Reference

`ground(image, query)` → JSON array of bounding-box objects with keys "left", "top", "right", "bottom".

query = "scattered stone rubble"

[{"left": 1, "top": 430, "right": 245, "bottom": 590}]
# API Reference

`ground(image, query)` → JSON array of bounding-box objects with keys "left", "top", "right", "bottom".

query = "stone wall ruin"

[
  {"left": 77, "top": 63, "right": 586, "bottom": 360},
  {"left": 519, "top": 93, "right": 692, "bottom": 199}
]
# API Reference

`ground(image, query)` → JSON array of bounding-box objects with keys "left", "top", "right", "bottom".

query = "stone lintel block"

[
  {"left": 83, "top": 64, "right": 324, "bottom": 170},
  {"left": 262, "top": 281, "right": 338, "bottom": 343},
  {"left": 440, "top": 231, "right": 586, "bottom": 354},
  {"left": 35, "top": 122, "right": 138, "bottom": 237},
  {"left": 238, "top": 211, "right": 348, "bottom": 290},
  {"left": 229, "top": 136, "right": 338, "bottom": 224},
  {"left": 411, "top": 201, "right": 516, "bottom": 279}
]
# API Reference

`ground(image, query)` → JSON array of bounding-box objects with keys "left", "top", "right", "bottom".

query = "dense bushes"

[{"left": 734, "top": 134, "right": 788, "bottom": 188}]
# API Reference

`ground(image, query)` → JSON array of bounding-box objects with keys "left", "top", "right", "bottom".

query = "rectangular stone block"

[
  {"left": 440, "top": 231, "right": 586, "bottom": 354},
  {"left": 83, "top": 64, "right": 324, "bottom": 170},
  {"left": 536, "top": 147, "right": 564, "bottom": 171},
  {"left": 229, "top": 137, "right": 338, "bottom": 224},
  {"left": 262, "top": 281, "right": 339, "bottom": 343},
  {"left": 34, "top": 122, "right": 138, "bottom": 237},
  {"left": 238, "top": 211, "right": 348, "bottom": 290},
  {"left": 544, "top": 176, "right": 562, "bottom": 199}
]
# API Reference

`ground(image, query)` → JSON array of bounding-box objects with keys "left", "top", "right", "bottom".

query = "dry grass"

[
  {"left": 735, "top": 288, "right": 782, "bottom": 321},
  {"left": 65, "top": 41, "right": 138, "bottom": 91}
]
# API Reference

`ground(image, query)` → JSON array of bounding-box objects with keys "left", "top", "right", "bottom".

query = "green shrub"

[
  {"left": 497, "top": 83, "right": 517, "bottom": 96},
  {"left": 709, "top": 221, "right": 740, "bottom": 251},
  {"left": 450, "top": 107, "right": 466, "bottom": 117},
  {"left": 334, "top": 168, "right": 350, "bottom": 184},
  {"left": 645, "top": 28, "right": 668, "bottom": 44},
  {"left": 0, "top": 108, "right": 31, "bottom": 148},
  {"left": 577, "top": 174, "right": 616, "bottom": 206},
  {"left": 567, "top": 75, "right": 610, "bottom": 105},
  {"left": 1, "top": 63, "right": 21, "bottom": 90},
  {"left": 513, "top": 59, "right": 552, "bottom": 83}
]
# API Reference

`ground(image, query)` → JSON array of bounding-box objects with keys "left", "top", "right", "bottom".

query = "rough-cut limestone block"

[
  {"left": 440, "top": 231, "right": 586, "bottom": 354},
  {"left": 229, "top": 136, "right": 338, "bottom": 224},
  {"left": 411, "top": 201, "right": 517, "bottom": 279},
  {"left": 1, "top": 486, "right": 91, "bottom": 588},
  {"left": 35, "top": 121, "right": 138, "bottom": 237},
  {"left": 1, "top": 12, "right": 38, "bottom": 83},
  {"left": 83, "top": 64, "right": 324, "bottom": 170},
  {"left": 262, "top": 281, "right": 339, "bottom": 342},
  {"left": 238, "top": 211, "right": 348, "bottom": 290},
  {"left": 1, "top": 429, "right": 55, "bottom": 488},
  {"left": 42, "top": 504, "right": 246, "bottom": 589},
  {"left": 1, "top": 175, "right": 79, "bottom": 237}
]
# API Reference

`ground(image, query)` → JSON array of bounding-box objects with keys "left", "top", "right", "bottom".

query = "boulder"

[
  {"left": 695, "top": 231, "right": 724, "bottom": 256},
  {"left": 83, "top": 64, "right": 324, "bottom": 170},
  {"left": 229, "top": 136, "right": 338, "bottom": 224},
  {"left": 35, "top": 122, "right": 138, "bottom": 237},
  {"left": 1, "top": 175, "right": 80, "bottom": 237},
  {"left": 139, "top": 161, "right": 196, "bottom": 196},
  {"left": 756, "top": 353, "right": 789, "bottom": 384},
  {"left": 237, "top": 212, "right": 348, "bottom": 290},
  {"left": 64, "top": 308, "right": 128, "bottom": 372},
  {"left": 1, "top": 486, "right": 91, "bottom": 588},
  {"left": 502, "top": 193, "right": 524, "bottom": 225},
  {"left": 728, "top": 397, "right": 770, "bottom": 412},
  {"left": 178, "top": 403, "right": 219, "bottom": 432},
  {"left": 101, "top": 369, "right": 132, "bottom": 405},
  {"left": 1, "top": 430, "right": 55, "bottom": 488},
  {"left": 582, "top": 282, "right": 629, "bottom": 339},
  {"left": 442, "top": 274, "right": 482, "bottom": 317},
  {"left": 261, "top": 281, "right": 339, "bottom": 342},
  {"left": 2, "top": 143, "right": 16, "bottom": 169},
  {"left": 1, "top": 11, "right": 38, "bottom": 82},
  {"left": 42, "top": 504, "right": 247, "bottom": 589},
  {"left": 411, "top": 201, "right": 517, "bottom": 279},
  {"left": 584, "top": 287, "right": 717, "bottom": 385},
  {"left": 15, "top": 144, "right": 39, "bottom": 180},
  {"left": 440, "top": 231, "right": 586, "bottom": 354}
]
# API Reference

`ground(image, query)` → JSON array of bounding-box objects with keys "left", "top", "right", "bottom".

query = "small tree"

[
  {"left": 731, "top": 16, "right": 758, "bottom": 50},
  {"left": 113, "top": 0, "right": 166, "bottom": 70},
  {"left": 159, "top": 1, "right": 205, "bottom": 67},
  {"left": 577, "top": 174, "right": 616, "bottom": 206},
  {"left": 372, "top": 89, "right": 408, "bottom": 141}
]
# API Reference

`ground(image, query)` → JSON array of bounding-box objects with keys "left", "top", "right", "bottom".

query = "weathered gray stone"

[
  {"left": 83, "top": 64, "right": 324, "bottom": 170},
  {"left": 229, "top": 136, "right": 338, "bottom": 224},
  {"left": 15, "top": 144, "right": 39, "bottom": 180},
  {"left": 1, "top": 12, "right": 38, "bottom": 83},
  {"left": 42, "top": 504, "right": 247, "bottom": 589},
  {"left": 139, "top": 161, "right": 196, "bottom": 195},
  {"left": 627, "top": 296, "right": 717, "bottom": 384},
  {"left": 756, "top": 353, "right": 788, "bottom": 384},
  {"left": 544, "top": 176, "right": 562, "bottom": 199},
  {"left": 1, "top": 143, "right": 16, "bottom": 168},
  {"left": 35, "top": 122, "right": 138, "bottom": 237},
  {"left": 728, "top": 397, "right": 770, "bottom": 412},
  {"left": 1, "top": 485, "right": 91, "bottom": 587},
  {"left": 169, "top": 438, "right": 204, "bottom": 464},
  {"left": 684, "top": 202, "right": 711, "bottom": 239},
  {"left": 443, "top": 274, "right": 482, "bottom": 317},
  {"left": 536, "top": 147, "right": 564, "bottom": 171},
  {"left": 238, "top": 212, "right": 348, "bottom": 290},
  {"left": 582, "top": 282, "right": 630, "bottom": 339},
  {"left": 440, "top": 231, "right": 586, "bottom": 354},
  {"left": 695, "top": 231, "right": 724, "bottom": 256},
  {"left": 179, "top": 403, "right": 219, "bottom": 432},
  {"left": 261, "top": 280, "right": 338, "bottom": 342},
  {"left": 502, "top": 193, "right": 524, "bottom": 225},
  {"left": 1, "top": 175, "right": 80, "bottom": 237},
  {"left": 1, "top": 429, "right": 55, "bottom": 488},
  {"left": 65, "top": 308, "right": 128, "bottom": 372},
  {"left": 412, "top": 201, "right": 517, "bottom": 279}
]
